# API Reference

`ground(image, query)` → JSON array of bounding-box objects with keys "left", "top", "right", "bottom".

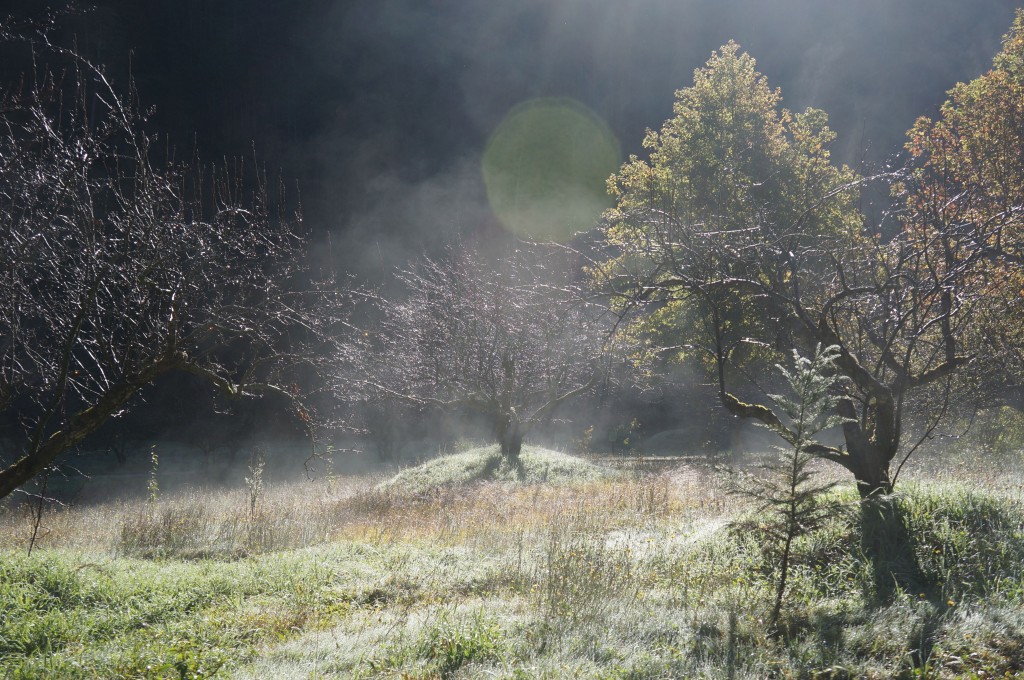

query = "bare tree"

[
  {"left": 341, "top": 241, "right": 612, "bottom": 464},
  {"left": 0, "top": 23, "right": 348, "bottom": 500}
]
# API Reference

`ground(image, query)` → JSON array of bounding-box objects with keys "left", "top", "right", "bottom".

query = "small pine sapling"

[{"left": 729, "top": 344, "right": 850, "bottom": 634}]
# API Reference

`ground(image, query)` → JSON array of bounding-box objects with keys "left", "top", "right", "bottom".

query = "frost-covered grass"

[
  {"left": 376, "top": 444, "right": 617, "bottom": 495},
  {"left": 1, "top": 446, "right": 1023, "bottom": 679}
]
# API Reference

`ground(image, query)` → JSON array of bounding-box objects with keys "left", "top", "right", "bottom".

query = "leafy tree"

[
  {"left": 0, "top": 24, "right": 347, "bottom": 500},
  {"left": 900, "top": 10, "right": 1024, "bottom": 414},
  {"left": 341, "top": 242, "right": 612, "bottom": 464},
  {"left": 598, "top": 43, "right": 986, "bottom": 496}
]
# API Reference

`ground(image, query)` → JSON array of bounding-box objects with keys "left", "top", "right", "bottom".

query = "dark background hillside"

[
  {"left": 2, "top": 0, "right": 1020, "bottom": 481},
  {"left": 5, "top": 0, "right": 1020, "bottom": 271}
]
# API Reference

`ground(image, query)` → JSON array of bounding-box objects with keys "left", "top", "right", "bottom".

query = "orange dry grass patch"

[{"left": 334, "top": 466, "right": 736, "bottom": 549}]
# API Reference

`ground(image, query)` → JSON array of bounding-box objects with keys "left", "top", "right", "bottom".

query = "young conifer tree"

[{"left": 730, "top": 344, "right": 849, "bottom": 633}]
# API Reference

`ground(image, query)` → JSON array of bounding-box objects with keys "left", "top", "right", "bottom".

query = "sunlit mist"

[{"left": 483, "top": 98, "right": 620, "bottom": 241}]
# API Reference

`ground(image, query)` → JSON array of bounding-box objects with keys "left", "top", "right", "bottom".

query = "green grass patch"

[{"left": 0, "top": 548, "right": 351, "bottom": 678}]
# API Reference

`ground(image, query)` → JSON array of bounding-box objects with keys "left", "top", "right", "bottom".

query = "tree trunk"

[
  {"left": 497, "top": 413, "right": 524, "bottom": 466},
  {"left": 834, "top": 398, "right": 896, "bottom": 497},
  {"left": 840, "top": 429, "right": 894, "bottom": 498},
  {"left": 847, "top": 445, "right": 894, "bottom": 498},
  {"left": 500, "top": 432, "right": 523, "bottom": 464},
  {"left": 769, "top": 524, "right": 795, "bottom": 634}
]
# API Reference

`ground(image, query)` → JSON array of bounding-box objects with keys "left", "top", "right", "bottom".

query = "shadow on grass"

[
  {"left": 858, "top": 496, "right": 951, "bottom": 671},
  {"left": 859, "top": 497, "right": 930, "bottom": 605},
  {"left": 483, "top": 453, "right": 527, "bottom": 482},
  {"left": 480, "top": 453, "right": 503, "bottom": 481}
]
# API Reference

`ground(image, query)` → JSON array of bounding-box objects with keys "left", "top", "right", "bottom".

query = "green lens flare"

[{"left": 483, "top": 98, "right": 620, "bottom": 242}]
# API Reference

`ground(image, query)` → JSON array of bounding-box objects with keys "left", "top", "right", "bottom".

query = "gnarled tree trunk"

[
  {"left": 843, "top": 440, "right": 894, "bottom": 497},
  {"left": 838, "top": 399, "right": 897, "bottom": 497},
  {"left": 496, "top": 412, "right": 524, "bottom": 465}
]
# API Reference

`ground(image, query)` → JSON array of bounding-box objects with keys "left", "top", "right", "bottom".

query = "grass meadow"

[{"left": 1, "top": 445, "right": 1023, "bottom": 678}]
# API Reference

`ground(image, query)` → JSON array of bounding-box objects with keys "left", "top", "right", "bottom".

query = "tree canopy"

[
  {"left": 597, "top": 41, "right": 1004, "bottom": 496},
  {"left": 900, "top": 9, "right": 1024, "bottom": 414}
]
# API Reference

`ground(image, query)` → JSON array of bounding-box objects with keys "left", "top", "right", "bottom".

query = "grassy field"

[{"left": 1, "top": 445, "right": 1023, "bottom": 678}]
